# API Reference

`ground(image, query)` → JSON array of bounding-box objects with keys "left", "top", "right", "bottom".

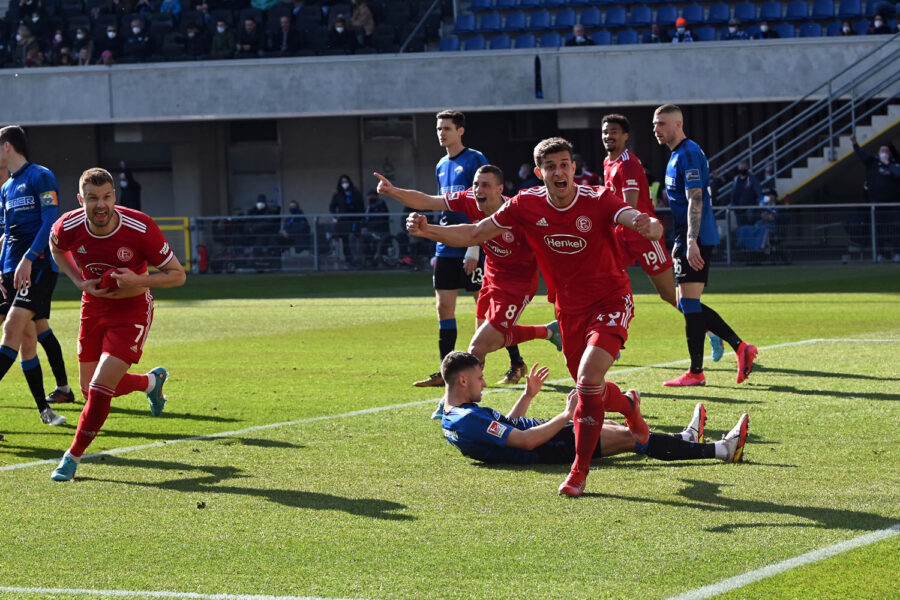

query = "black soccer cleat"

[{"left": 46, "top": 388, "right": 76, "bottom": 404}]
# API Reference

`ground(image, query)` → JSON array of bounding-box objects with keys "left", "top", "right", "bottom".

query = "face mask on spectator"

[
  {"left": 880, "top": 151, "right": 891, "bottom": 163},
  {"left": 729, "top": 26, "right": 737, "bottom": 33},
  {"left": 677, "top": 27, "right": 685, "bottom": 34},
  {"left": 256, "top": 202, "right": 266, "bottom": 210},
  {"left": 31, "top": 16, "right": 39, "bottom": 23},
  {"left": 575, "top": 35, "right": 585, "bottom": 42},
  {"left": 842, "top": 25, "right": 850, "bottom": 33},
  {"left": 108, "top": 31, "right": 117, "bottom": 38},
  {"left": 188, "top": 31, "right": 196, "bottom": 38},
  {"left": 335, "top": 26, "right": 345, "bottom": 33},
  {"left": 77, "top": 32, "right": 85, "bottom": 40},
  {"left": 874, "top": 19, "right": 883, "bottom": 27},
  {"left": 341, "top": 182, "right": 350, "bottom": 190},
  {"left": 761, "top": 195, "right": 774, "bottom": 205},
  {"left": 15, "top": 34, "right": 22, "bottom": 42},
  {"left": 217, "top": 26, "right": 225, "bottom": 33},
  {"left": 120, "top": 178, "right": 128, "bottom": 188},
  {"left": 54, "top": 33, "right": 62, "bottom": 42},
  {"left": 289, "top": 206, "right": 300, "bottom": 214},
  {"left": 760, "top": 25, "right": 769, "bottom": 32},
  {"left": 132, "top": 27, "right": 141, "bottom": 35}
]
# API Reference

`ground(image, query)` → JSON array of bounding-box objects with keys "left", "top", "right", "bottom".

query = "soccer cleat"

[
  {"left": 40, "top": 407, "right": 67, "bottom": 426},
  {"left": 546, "top": 320, "right": 563, "bottom": 352},
  {"left": 51, "top": 454, "right": 78, "bottom": 482},
  {"left": 497, "top": 362, "right": 527, "bottom": 385},
  {"left": 147, "top": 367, "right": 168, "bottom": 416},
  {"left": 683, "top": 402, "right": 707, "bottom": 443},
  {"left": 430, "top": 398, "right": 445, "bottom": 420},
  {"left": 413, "top": 372, "right": 444, "bottom": 388},
  {"left": 558, "top": 470, "right": 587, "bottom": 497},
  {"left": 736, "top": 342, "right": 758, "bottom": 384},
  {"left": 623, "top": 389, "right": 650, "bottom": 444},
  {"left": 663, "top": 371, "right": 706, "bottom": 387},
  {"left": 721, "top": 413, "right": 749, "bottom": 462},
  {"left": 709, "top": 333, "right": 724, "bottom": 362},
  {"left": 46, "top": 388, "right": 76, "bottom": 404}
]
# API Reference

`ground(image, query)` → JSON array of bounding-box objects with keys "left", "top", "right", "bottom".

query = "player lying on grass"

[{"left": 438, "top": 351, "right": 749, "bottom": 466}]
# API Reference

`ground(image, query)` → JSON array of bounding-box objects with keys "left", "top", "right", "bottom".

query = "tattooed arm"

[{"left": 686, "top": 186, "right": 705, "bottom": 270}]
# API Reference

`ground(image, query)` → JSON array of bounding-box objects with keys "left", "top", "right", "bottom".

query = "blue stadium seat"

[
  {"left": 745, "top": 23, "right": 761, "bottom": 36},
  {"left": 504, "top": 11, "right": 527, "bottom": 31},
  {"left": 799, "top": 21, "right": 823, "bottom": 35},
  {"left": 495, "top": 0, "right": 516, "bottom": 9},
  {"left": 837, "top": 0, "right": 863, "bottom": 17},
  {"left": 542, "top": 0, "right": 566, "bottom": 7},
  {"left": 656, "top": 5, "right": 679, "bottom": 25},
  {"left": 785, "top": 1, "right": 810, "bottom": 20},
  {"left": 694, "top": 25, "right": 717, "bottom": 40},
  {"left": 826, "top": 20, "right": 843, "bottom": 34},
  {"left": 439, "top": 35, "right": 461, "bottom": 50},
  {"left": 554, "top": 8, "right": 576, "bottom": 29},
  {"left": 478, "top": 12, "right": 502, "bottom": 32},
  {"left": 605, "top": 6, "right": 627, "bottom": 26},
  {"left": 774, "top": 22, "right": 796, "bottom": 36},
  {"left": 733, "top": 2, "right": 758, "bottom": 22},
  {"left": 759, "top": 1, "right": 783, "bottom": 21},
  {"left": 681, "top": 4, "right": 704, "bottom": 24},
  {"left": 581, "top": 7, "right": 602, "bottom": 27},
  {"left": 616, "top": 28, "right": 639, "bottom": 43},
  {"left": 629, "top": 5, "right": 652, "bottom": 26},
  {"left": 864, "top": 0, "right": 889, "bottom": 15},
  {"left": 454, "top": 13, "right": 476, "bottom": 33},
  {"left": 464, "top": 34, "right": 487, "bottom": 49},
  {"left": 569, "top": 0, "right": 591, "bottom": 6},
  {"left": 812, "top": 0, "right": 836, "bottom": 18},
  {"left": 529, "top": 9, "right": 552, "bottom": 29},
  {"left": 514, "top": 32, "right": 536, "bottom": 47},
  {"left": 469, "top": 0, "right": 492, "bottom": 11},
  {"left": 539, "top": 31, "right": 561, "bottom": 46},
  {"left": 490, "top": 33, "right": 512, "bottom": 48},
  {"left": 706, "top": 3, "right": 730, "bottom": 23},
  {"left": 518, "top": 0, "right": 540, "bottom": 9},
  {"left": 591, "top": 29, "right": 612, "bottom": 44},
  {"left": 853, "top": 18, "right": 870, "bottom": 32}
]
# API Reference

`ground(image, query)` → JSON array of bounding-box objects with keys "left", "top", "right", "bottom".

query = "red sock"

[
  {"left": 602, "top": 381, "right": 649, "bottom": 444},
  {"left": 504, "top": 325, "right": 548, "bottom": 347},
  {"left": 69, "top": 382, "right": 115, "bottom": 458},
  {"left": 114, "top": 373, "right": 149, "bottom": 397},
  {"left": 571, "top": 382, "right": 606, "bottom": 474}
]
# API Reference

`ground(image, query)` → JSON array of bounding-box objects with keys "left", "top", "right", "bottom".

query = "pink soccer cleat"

[
  {"left": 736, "top": 342, "right": 758, "bottom": 384},
  {"left": 663, "top": 371, "right": 707, "bottom": 387}
]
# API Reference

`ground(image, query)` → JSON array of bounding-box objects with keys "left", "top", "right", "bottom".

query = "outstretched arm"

[
  {"left": 374, "top": 172, "right": 447, "bottom": 212},
  {"left": 406, "top": 212, "right": 503, "bottom": 247}
]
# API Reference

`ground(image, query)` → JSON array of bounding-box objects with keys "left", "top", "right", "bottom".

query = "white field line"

[
  {"left": 0, "top": 588, "right": 362, "bottom": 600},
  {"left": 662, "top": 523, "right": 900, "bottom": 600},
  {"left": 2, "top": 336, "right": 897, "bottom": 474}
]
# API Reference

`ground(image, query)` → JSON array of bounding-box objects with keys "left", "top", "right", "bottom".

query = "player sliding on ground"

[
  {"left": 438, "top": 351, "right": 749, "bottom": 465},
  {"left": 407, "top": 137, "right": 667, "bottom": 497},
  {"left": 48, "top": 167, "right": 186, "bottom": 482},
  {"left": 375, "top": 165, "right": 562, "bottom": 418}
]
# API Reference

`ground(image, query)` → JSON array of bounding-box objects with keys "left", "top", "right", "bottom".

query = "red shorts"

[
  {"left": 476, "top": 286, "right": 534, "bottom": 335},
  {"left": 558, "top": 293, "right": 634, "bottom": 379},
  {"left": 78, "top": 293, "right": 154, "bottom": 365},
  {"left": 617, "top": 232, "right": 673, "bottom": 276}
]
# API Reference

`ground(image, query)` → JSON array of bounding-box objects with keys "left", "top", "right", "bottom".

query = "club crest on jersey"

[
  {"left": 117, "top": 247, "right": 134, "bottom": 262},
  {"left": 544, "top": 234, "right": 587, "bottom": 254},
  {"left": 454, "top": 165, "right": 464, "bottom": 174},
  {"left": 501, "top": 231, "right": 515, "bottom": 243},
  {"left": 15, "top": 183, "right": 26, "bottom": 193},
  {"left": 575, "top": 216, "right": 592, "bottom": 233},
  {"left": 487, "top": 421, "right": 507, "bottom": 438}
]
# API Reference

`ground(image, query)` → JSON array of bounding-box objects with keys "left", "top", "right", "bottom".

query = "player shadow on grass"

[
  {"left": 761, "top": 384, "right": 900, "bottom": 402},
  {"left": 760, "top": 366, "right": 900, "bottom": 382},
  {"left": 642, "top": 391, "right": 765, "bottom": 406},
  {"left": 81, "top": 456, "right": 414, "bottom": 521},
  {"left": 593, "top": 478, "right": 895, "bottom": 533}
]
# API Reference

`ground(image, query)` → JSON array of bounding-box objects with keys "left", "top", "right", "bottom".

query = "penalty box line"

[{"left": 1, "top": 336, "right": 895, "bottom": 475}]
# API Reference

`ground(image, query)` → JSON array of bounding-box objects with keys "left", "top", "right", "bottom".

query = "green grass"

[{"left": 1, "top": 265, "right": 898, "bottom": 600}]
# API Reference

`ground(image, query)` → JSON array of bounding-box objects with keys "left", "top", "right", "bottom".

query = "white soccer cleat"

[{"left": 683, "top": 402, "right": 706, "bottom": 443}]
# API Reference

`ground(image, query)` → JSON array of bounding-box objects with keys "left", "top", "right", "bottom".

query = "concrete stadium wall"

[{"left": 2, "top": 37, "right": 895, "bottom": 125}]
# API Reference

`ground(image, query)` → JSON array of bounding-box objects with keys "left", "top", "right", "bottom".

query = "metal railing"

[
  {"left": 710, "top": 32, "right": 900, "bottom": 198},
  {"left": 189, "top": 204, "right": 900, "bottom": 274}
]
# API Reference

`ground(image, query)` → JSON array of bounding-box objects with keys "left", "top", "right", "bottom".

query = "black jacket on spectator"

[
  {"left": 236, "top": 24, "right": 264, "bottom": 55},
  {"left": 327, "top": 28, "right": 357, "bottom": 53},
  {"left": 95, "top": 32, "right": 124, "bottom": 57},
  {"left": 184, "top": 30, "right": 210, "bottom": 57},
  {"left": 123, "top": 28, "right": 152, "bottom": 59},
  {"left": 268, "top": 27, "right": 302, "bottom": 55},
  {"left": 853, "top": 143, "right": 900, "bottom": 203}
]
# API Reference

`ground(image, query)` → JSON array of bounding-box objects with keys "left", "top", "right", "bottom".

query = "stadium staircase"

[{"left": 711, "top": 30, "right": 900, "bottom": 198}]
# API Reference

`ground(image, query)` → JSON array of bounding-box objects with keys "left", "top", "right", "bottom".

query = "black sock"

[
  {"left": 438, "top": 319, "right": 457, "bottom": 361},
  {"left": 21, "top": 357, "right": 49, "bottom": 412},
  {"left": 37, "top": 328, "right": 68, "bottom": 388},
  {"left": 701, "top": 304, "right": 742, "bottom": 351},
  {"left": 685, "top": 312, "right": 707, "bottom": 373},
  {"left": 506, "top": 345, "right": 523, "bottom": 365},
  {"left": 645, "top": 433, "right": 716, "bottom": 461},
  {"left": 0, "top": 345, "right": 17, "bottom": 380}
]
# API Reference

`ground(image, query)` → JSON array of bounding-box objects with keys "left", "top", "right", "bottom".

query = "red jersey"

[
  {"left": 573, "top": 169, "right": 601, "bottom": 187},
  {"left": 604, "top": 150, "right": 656, "bottom": 242},
  {"left": 51, "top": 206, "right": 175, "bottom": 308},
  {"left": 444, "top": 188, "right": 539, "bottom": 295},
  {"left": 491, "top": 185, "right": 632, "bottom": 313}
]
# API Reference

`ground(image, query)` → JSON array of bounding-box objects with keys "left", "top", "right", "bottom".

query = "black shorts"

[
  {"left": 533, "top": 421, "right": 603, "bottom": 464},
  {"left": 672, "top": 243, "right": 714, "bottom": 285},
  {"left": 433, "top": 255, "right": 483, "bottom": 292},
  {"left": 0, "top": 269, "right": 58, "bottom": 320}
]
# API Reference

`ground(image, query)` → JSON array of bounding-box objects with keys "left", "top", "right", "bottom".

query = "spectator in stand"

[
  {"left": 850, "top": 135, "right": 900, "bottom": 261},
  {"left": 840, "top": 20, "right": 856, "bottom": 35},
  {"left": 73, "top": 27, "right": 91, "bottom": 53},
  {"left": 516, "top": 162, "right": 540, "bottom": 190},
  {"left": 24, "top": 43, "right": 44, "bottom": 67},
  {"left": 76, "top": 45, "right": 92, "bottom": 65},
  {"left": 26, "top": 10, "right": 48, "bottom": 41},
  {"left": 756, "top": 20, "right": 779, "bottom": 38},
  {"left": 279, "top": 200, "right": 312, "bottom": 254},
  {"left": 565, "top": 23, "right": 594, "bottom": 46},
  {"left": 246, "top": 194, "right": 282, "bottom": 263},
  {"left": 118, "top": 163, "right": 142, "bottom": 211},
  {"left": 672, "top": 17, "right": 693, "bottom": 43},
  {"left": 96, "top": 24, "right": 123, "bottom": 59},
  {"left": 645, "top": 23, "right": 670, "bottom": 43},
  {"left": 160, "top": 0, "right": 183, "bottom": 21},
  {"left": 183, "top": 22, "right": 209, "bottom": 58},
  {"left": 134, "top": 0, "right": 154, "bottom": 12},
  {"left": 99, "top": 48, "right": 115, "bottom": 65},
  {"left": 269, "top": 15, "right": 302, "bottom": 56},
  {"left": 869, "top": 14, "right": 894, "bottom": 34},
  {"left": 730, "top": 161, "right": 762, "bottom": 226},
  {"left": 252, "top": 0, "right": 281, "bottom": 9},
  {"left": 351, "top": 0, "right": 375, "bottom": 46},
  {"left": 49, "top": 28, "right": 69, "bottom": 60},
  {"left": 54, "top": 46, "right": 73, "bottom": 65},
  {"left": 192, "top": 0, "right": 212, "bottom": 24},
  {"left": 123, "top": 17, "right": 152, "bottom": 61},
  {"left": 330, "top": 174, "right": 365, "bottom": 265},
  {"left": 361, "top": 189, "right": 391, "bottom": 265},
  {"left": 211, "top": 20, "right": 235, "bottom": 58},
  {"left": 13, "top": 24, "right": 41, "bottom": 68},
  {"left": 758, "top": 162, "right": 776, "bottom": 190},
  {"left": 327, "top": 15, "right": 358, "bottom": 53},
  {"left": 722, "top": 18, "right": 749, "bottom": 40},
  {"left": 236, "top": 17, "right": 264, "bottom": 58},
  {"left": 572, "top": 153, "right": 601, "bottom": 186}
]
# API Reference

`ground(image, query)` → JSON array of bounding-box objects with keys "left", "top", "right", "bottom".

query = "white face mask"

[
  {"left": 677, "top": 27, "right": 685, "bottom": 34},
  {"left": 107, "top": 31, "right": 116, "bottom": 38},
  {"left": 341, "top": 182, "right": 350, "bottom": 190},
  {"left": 188, "top": 31, "right": 196, "bottom": 38},
  {"left": 843, "top": 26, "right": 851, "bottom": 33},
  {"left": 76, "top": 32, "right": 85, "bottom": 40},
  {"left": 31, "top": 17, "right": 39, "bottom": 23},
  {"left": 54, "top": 33, "right": 62, "bottom": 42},
  {"left": 132, "top": 27, "right": 141, "bottom": 35},
  {"left": 874, "top": 20, "right": 883, "bottom": 27},
  {"left": 575, "top": 35, "right": 585, "bottom": 42},
  {"left": 729, "top": 26, "right": 737, "bottom": 33},
  {"left": 119, "top": 179, "right": 128, "bottom": 188},
  {"left": 335, "top": 26, "right": 344, "bottom": 33},
  {"left": 256, "top": 202, "right": 266, "bottom": 210},
  {"left": 217, "top": 26, "right": 225, "bottom": 33},
  {"left": 15, "top": 34, "right": 22, "bottom": 42},
  {"left": 880, "top": 152, "right": 891, "bottom": 162},
  {"left": 760, "top": 25, "right": 768, "bottom": 32}
]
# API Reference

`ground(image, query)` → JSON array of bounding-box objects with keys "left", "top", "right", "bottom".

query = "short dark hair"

[
  {"left": 601, "top": 113, "right": 630, "bottom": 134},
  {"left": 0, "top": 126, "right": 28, "bottom": 159},
  {"left": 475, "top": 164, "right": 504, "bottom": 185},
  {"left": 435, "top": 110, "right": 466, "bottom": 130},
  {"left": 440, "top": 351, "right": 482, "bottom": 387},
  {"left": 79, "top": 167, "right": 115, "bottom": 195},
  {"left": 533, "top": 137, "right": 574, "bottom": 167},
  {"left": 654, "top": 103, "right": 682, "bottom": 116}
]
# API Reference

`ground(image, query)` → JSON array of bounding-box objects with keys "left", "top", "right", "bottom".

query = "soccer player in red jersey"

[
  {"left": 374, "top": 166, "right": 560, "bottom": 394},
  {"left": 48, "top": 167, "right": 186, "bottom": 481},
  {"left": 406, "top": 137, "right": 664, "bottom": 497}
]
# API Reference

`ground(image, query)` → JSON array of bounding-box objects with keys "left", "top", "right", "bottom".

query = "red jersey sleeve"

[
  {"left": 443, "top": 187, "right": 471, "bottom": 213},
  {"left": 49, "top": 217, "right": 66, "bottom": 251},
  {"left": 138, "top": 218, "right": 176, "bottom": 269},
  {"left": 489, "top": 194, "right": 518, "bottom": 230},
  {"left": 619, "top": 159, "right": 643, "bottom": 192},
  {"left": 599, "top": 188, "right": 633, "bottom": 225}
]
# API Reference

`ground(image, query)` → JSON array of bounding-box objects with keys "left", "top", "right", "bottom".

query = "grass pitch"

[{"left": 1, "top": 265, "right": 898, "bottom": 600}]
